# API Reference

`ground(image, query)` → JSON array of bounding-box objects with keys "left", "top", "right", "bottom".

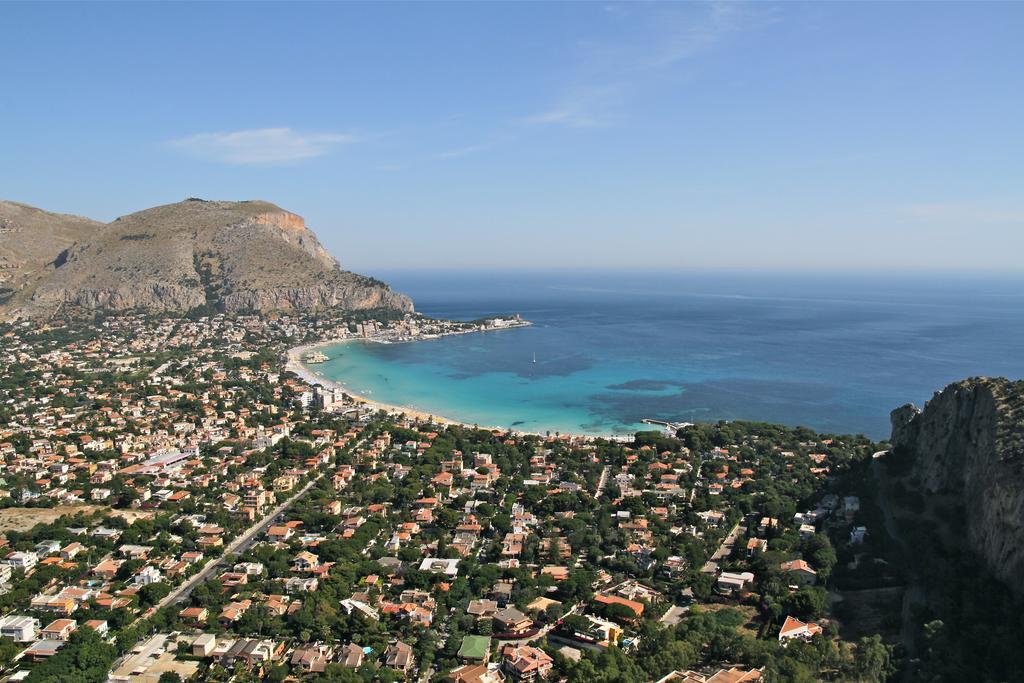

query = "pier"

[{"left": 641, "top": 418, "right": 694, "bottom": 433}]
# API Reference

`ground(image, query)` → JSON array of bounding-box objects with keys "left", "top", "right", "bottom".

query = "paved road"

[
  {"left": 110, "top": 473, "right": 332, "bottom": 675},
  {"left": 145, "top": 475, "right": 324, "bottom": 618},
  {"left": 701, "top": 522, "right": 742, "bottom": 574},
  {"left": 136, "top": 429, "right": 375, "bottom": 623},
  {"left": 689, "top": 454, "right": 703, "bottom": 504},
  {"left": 659, "top": 604, "right": 690, "bottom": 626},
  {"left": 162, "top": 430, "right": 373, "bottom": 612},
  {"left": 595, "top": 465, "right": 610, "bottom": 496}
]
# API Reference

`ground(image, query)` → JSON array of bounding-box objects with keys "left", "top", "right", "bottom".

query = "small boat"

[{"left": 532, "top": 352, "right": 537, "bottom": 364}]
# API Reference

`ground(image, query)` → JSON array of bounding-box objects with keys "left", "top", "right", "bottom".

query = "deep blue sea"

[{"left": 315, "top": 271, "right": 1024, "bottom": 439}]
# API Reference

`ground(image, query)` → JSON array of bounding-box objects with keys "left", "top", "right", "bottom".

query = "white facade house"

[
  {"left": 5, "top": 551, "right": 38, "bottom": 571},
  {"left": 133, "top": 565, "right": 163, "bottom": 586},
  {"left": 778, "top": 615, "right": 823, "bottom": 643},
  {"left": 0, "top": 615, "right": 40, "bottom": 642},
  {"left": 34, "top": 540, "right": 61, "bottom": 556},
  {"left": 419, "top": 557, "right": 460, "bottom": 577},
  {"left": 716, "top": 571, "right": 755, "bottom": 594}
]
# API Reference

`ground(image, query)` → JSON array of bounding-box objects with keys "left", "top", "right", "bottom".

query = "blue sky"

[{"left": 2, "top": 2, "right": 1022, "bottom": 272}]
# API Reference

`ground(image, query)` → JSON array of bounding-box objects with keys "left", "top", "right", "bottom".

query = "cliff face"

[
  {"left": 6, "top": 198, "right": 413, "bottom": 317},
  {"left": 891, "top": 377, "right": 1024, "bottom": 593}
]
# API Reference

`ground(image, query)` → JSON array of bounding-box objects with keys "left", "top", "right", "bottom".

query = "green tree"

[
  {"left": 786, "top": 586, "right": 828, "bottom": 620},
  {"left": 0, "top": 638, "right": 18, "bottom": 666},
  {"left": 850, "top": 635, "right": 895, "bottom": 682},
  {"left": 26, "top": 627, "right": 117, "bottom": 682}
]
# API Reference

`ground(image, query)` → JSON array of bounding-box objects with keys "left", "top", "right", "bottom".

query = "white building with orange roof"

[
  {"left": 778, "top": 615, "right": 823, "bottom": 644},
  {"left": 780, "top": 559, "right": 818, "bottom": 586}
]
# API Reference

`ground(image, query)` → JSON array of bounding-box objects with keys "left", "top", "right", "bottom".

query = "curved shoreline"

[
  {"left": 284, "top": 337, "right": 629, "bottom": 441},
  {"left": 286, "top": 339, "right": 457, "bottom": 426}
]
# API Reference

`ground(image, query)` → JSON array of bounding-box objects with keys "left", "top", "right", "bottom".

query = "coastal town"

[
  {"left": 0, "top": 311, "right": 895, "bottom": 682},
  {"left": 285, "top": 313, "right": 532, "bottom": 428}
]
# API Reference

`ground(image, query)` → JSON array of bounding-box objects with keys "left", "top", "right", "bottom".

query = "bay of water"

[{"left": 316, "top": 271, "right": 1024, "bottom": 439}]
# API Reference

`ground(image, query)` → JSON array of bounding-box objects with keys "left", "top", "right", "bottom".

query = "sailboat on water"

[{"left": 532, "top": 352, "right": 537, "bottom": 364}]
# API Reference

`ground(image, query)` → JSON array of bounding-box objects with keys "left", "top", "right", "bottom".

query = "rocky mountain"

[
  {"left": 0, "top": 200, "right": 102, "bottom": 307},
  {"left": 2, "top": 198, "right": 413, "bottom": 317},
  {"left": 890, "top": 377, "right": 1024, "bottom": 594}
]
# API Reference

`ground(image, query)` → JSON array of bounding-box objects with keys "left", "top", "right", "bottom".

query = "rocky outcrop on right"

[{"left": 890, "top": 377, "right": 1024, "bottom": 595}]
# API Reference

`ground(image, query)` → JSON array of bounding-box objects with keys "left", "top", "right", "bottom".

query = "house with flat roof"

[
  {"left": 5, "top": 551, "right": 38, "bottom": 570},
  {"left": 419, "top": 557, "right": 460, "bottom": 576},
  {"left": 715, "top": 571, "right": 755, "bottom": 595},
  {"left": 0, "top": 615, "right": 39, "bottom": 642},
  {"left": 23, "top": 639, "right": 64, "bottom": 662},
  {"left": 192, "top": 633, "right": 217, "bottom": 657}
]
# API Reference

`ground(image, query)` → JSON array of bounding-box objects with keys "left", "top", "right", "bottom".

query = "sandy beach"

[
  {"left": 284, "top": 337, "right": 617, "bottom": 441},
  {"left": 285, "top": 338, "right": 491, "bottom": 430}
]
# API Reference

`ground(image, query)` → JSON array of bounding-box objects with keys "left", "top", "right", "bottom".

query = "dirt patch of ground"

[
  {"left": 0, "top": 505, "right": 152, "bottom": 532},
  {"left": 832, "top": 586, "right": 903, "bottom": 642},
  {"left": 108, "top": 508, "right": 153, "bottom": 524},
  {"left": 700, "top": 602, "right": 761, "bottom": 638}
]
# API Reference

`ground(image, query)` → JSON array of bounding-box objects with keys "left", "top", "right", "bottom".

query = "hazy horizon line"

[{"left": 362, "top": 265, "right": 1024, "bottom": 279}]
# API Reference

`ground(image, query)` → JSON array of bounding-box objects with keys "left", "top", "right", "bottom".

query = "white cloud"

[
  {"left": 168, "top": 127, "right": 357, "bottom": 165},
  {"left": 632, "top": 1, "right": 760, "bottom": 70},
  {"left": 522, "top": 107, "right": 606, "bottom": 129},
  {"left": 521, "top": 84, "right": 620, "bottom": 128},
  {"left": 437, "top": 143, "right": 492, "bottom": 159},
  {"left": 523, "top": 2, "right": 770, "bottom": 128}
]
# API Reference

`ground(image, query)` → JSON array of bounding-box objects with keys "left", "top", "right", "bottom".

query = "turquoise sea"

[{"left": 316, "top": 271, "right": 1024, "bottom": 439}]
